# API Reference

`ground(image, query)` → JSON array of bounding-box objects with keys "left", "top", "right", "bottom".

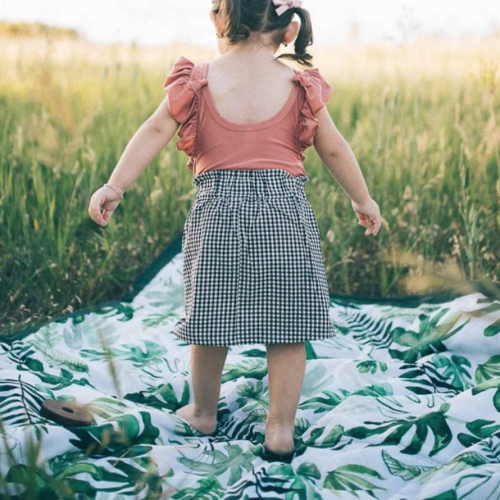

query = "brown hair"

[{"left": 212, "top": 0, "right": 314, "bottom": 68}]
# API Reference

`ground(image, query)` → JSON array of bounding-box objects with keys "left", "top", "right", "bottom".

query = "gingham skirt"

[{"left": 173, "top": 168, "right": 338, "bottom": 346}]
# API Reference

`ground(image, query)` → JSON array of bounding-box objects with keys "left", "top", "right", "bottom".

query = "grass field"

[{"left": 0, "top": 34, "right": 499, "bottom": 336}]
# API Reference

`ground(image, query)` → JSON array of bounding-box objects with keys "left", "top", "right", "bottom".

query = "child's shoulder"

[
  {"left": 293, "top": 66, "right": 333, "bottom": 152},
  {"left": 164, "top": 56, "right": 205, "bottom": 87},
  {"left": 292, "top": 65, "right": 333, "bottom": 115},
  {"left": 163, "top": 56, "right": 208, "bottom": 125}
]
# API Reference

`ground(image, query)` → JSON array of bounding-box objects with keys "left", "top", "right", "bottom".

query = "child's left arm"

[{"left": 88, "top": 97, "right": 179, "bottom": 227}]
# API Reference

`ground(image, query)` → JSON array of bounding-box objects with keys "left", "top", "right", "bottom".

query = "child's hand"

[
  {"left": 351, "top": 198, "right": 381, "bottom": 236},
  {"left": 88, "top": 185, "right": 123, "bottom": 227}
]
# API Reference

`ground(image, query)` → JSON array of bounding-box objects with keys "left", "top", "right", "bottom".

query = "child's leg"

[
  {"left": 175, "top": 345, "right": 228, "bottom": 435},
  {"left": 264, "top": 342, "right": 306, "bottom": 454}
]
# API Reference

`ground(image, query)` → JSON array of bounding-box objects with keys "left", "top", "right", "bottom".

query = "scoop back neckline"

[{"left": 202, "top": 61, "right": 299, "bottom": 132}]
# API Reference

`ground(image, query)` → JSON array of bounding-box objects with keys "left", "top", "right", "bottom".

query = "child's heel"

[{"left": 258, "top": 444, "right": 295, "bottom": 463}]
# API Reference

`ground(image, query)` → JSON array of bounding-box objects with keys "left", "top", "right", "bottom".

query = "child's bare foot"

[
  {"left": 175, "top": 404, "right": 218, "bottom": 435},
  {"left": 264, "top": 421, "right": 295, "bottom": 455}
]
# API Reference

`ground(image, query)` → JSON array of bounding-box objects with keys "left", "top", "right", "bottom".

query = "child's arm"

[
  {"left": 88, "top": 96, "right": 179, "bottom": 227},
  {"left": 313, "top": 108, "right": 382, "bottom": 237}
]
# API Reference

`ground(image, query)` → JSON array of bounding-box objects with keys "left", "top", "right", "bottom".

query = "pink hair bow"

[{"left": 273, "top": 0, "right": 302, "bottom": 16}]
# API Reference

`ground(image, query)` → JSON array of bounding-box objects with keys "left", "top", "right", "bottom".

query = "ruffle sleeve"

[
  {"left": 163, "top": 56, "right": 208, "bottom": 170},
  {"left": 292, "top": 68, "right": 333, "bottom": 160}
]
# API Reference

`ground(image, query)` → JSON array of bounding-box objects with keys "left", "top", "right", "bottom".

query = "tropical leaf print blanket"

[{"left": 1, "top": 232, "right": 499, "bottom": 499}]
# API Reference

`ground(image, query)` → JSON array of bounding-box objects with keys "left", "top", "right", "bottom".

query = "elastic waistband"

[{"left": 192, "top": 169, "right": 309, "bottom": 199}]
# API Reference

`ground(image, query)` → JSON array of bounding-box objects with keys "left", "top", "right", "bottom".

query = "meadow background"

[{"left": 0, "top": 23, "right": 499, "bottom": 336}]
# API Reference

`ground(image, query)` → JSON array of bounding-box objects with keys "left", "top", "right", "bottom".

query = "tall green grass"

[{"left": 0, "top": 36, "right": 499, "bottom": 336}]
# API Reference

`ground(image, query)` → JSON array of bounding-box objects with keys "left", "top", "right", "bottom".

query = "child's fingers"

[
  {"left": 89, "top": 193, "right": 107, "bottom": 226},
  {"left": 95, "top": 201, "right": 106, "bottom": 226},
  {"left": 363, "top": 216, "right": 381, "bottom": 236},
  {"left": 101, "top": 208, "right": 113, "bottom": 225},
  {"left": 368, "top": 218, "right": 382, "bottom": 236},
  {"left": 358, "top": 214, "right": 373, "bottom": 228},
  {"left": 88, "top": 195, "right": 99, "bottom": 223},
  {"left": 354, "top": 207, "right": 382, "bottom": 235}
]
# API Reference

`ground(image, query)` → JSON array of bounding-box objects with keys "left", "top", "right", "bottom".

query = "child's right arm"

[
  {"left": 313, "top": 107, "right": 382, "bottom": 237},
  {"left": 88, "top": 96, "right": 180, "bottom": 227}
]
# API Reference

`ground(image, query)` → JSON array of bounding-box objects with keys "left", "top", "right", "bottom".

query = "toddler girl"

[{"left": 88, "top": 0, "right": 382, "bottom": 463}]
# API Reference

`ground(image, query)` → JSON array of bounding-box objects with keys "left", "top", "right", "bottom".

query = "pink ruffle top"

[{"left": 164, "top": 56, "right": 332, "bottom": 177}]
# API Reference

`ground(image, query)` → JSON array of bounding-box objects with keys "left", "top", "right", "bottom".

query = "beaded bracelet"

[{"left": 103, "top": 182, "right": 125, "bottom": 199}]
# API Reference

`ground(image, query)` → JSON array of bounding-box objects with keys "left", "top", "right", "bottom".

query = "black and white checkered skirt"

[{"left": 173, "top": 168, "right": 338, "bottom": 346}]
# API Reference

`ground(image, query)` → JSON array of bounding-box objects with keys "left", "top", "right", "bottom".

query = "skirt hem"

[{"left": 172, "top": 326, "right": 339, "bottom": 346}]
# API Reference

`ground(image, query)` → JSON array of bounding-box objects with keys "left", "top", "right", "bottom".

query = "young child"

[{"left": 88, "top": 0, "right": 382, "bottom": 462}]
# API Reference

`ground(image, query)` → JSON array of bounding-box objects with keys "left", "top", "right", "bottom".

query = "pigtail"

[{"left": 275, "top": 7, "right": 314, "bottom": 68}]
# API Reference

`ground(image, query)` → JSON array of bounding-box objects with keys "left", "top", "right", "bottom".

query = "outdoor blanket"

[{"left": 1, "top": 232, "right": 499, "bottom": 499}]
